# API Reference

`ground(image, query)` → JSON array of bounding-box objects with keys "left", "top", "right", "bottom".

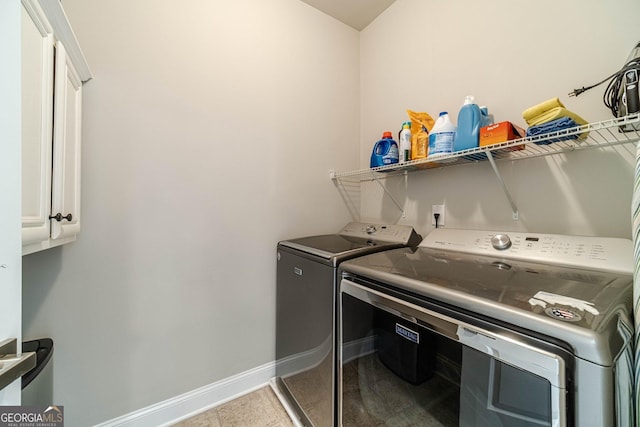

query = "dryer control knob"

[
  {"left": 491, "top": 234, "right": 512, "bottom": 250},
  {"left": 365, "top": 225, "right": 377, "bottom": 234}
]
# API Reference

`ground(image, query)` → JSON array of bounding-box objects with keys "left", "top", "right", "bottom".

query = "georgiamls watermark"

[{"left": 0, "top": 406, "right": 63, "bottom": 427}]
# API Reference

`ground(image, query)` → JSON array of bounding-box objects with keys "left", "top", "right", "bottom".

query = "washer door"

[{"left": 339, "top": 278, "right": 569, "bottom": 427}]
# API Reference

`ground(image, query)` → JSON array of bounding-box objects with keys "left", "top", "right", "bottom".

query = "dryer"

[{"left": 275, "top": 222, "right": 421, "bottom": 427}]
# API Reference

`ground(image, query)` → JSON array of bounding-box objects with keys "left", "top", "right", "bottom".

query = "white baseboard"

[{"left": 94, "top": 361, "right": 276, "bottom": 427}]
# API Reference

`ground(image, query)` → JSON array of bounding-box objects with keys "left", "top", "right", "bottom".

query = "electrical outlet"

[{"left": 432, "top": 204, "right": 445, "bottom": 226}]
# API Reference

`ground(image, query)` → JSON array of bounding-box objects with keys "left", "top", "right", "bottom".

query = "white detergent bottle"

[
  {"left": 398, "top": 121, "right": 412, "bottom": 163},
  {"left": 428, "top": 112, "right": 456, "bottom": 158}
]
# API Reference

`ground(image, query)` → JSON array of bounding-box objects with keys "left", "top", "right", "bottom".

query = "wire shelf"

[{"left": 331, "top": 113, "right": 640, "bottom": 182}]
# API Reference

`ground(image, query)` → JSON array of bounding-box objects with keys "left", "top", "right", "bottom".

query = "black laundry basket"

[{"left": 21, "top": 338, "right": 54, "bottom": 405}]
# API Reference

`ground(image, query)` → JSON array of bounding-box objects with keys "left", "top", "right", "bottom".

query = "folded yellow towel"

[
  {"left": 522, "top": 98, "right": 564, "bottom": 123},
  {"left": 526, "top": 107, "right": 588, "bottom": 127},
  {"left": 522, "top": 97, "right": 588, "bottom": 127}
]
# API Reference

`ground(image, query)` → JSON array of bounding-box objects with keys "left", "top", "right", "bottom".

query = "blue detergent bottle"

[
  {"left": 370, "top": 131, "right": 399, "bottom": 168},
  {"left": 454, "top": 96, "right": 482, "bottom": 152},
  {"left": 480, "top": 106, "right": 493, "bottom": 129}
]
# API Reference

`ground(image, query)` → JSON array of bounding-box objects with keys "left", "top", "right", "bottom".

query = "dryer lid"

[
  {"left": 279, "top": 234, "right": 385, "bottom": 259},
  {"left": 279, "top": 222, "right": 421, "bottom": 260}
]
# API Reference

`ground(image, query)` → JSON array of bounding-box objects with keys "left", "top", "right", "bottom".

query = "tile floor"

[
  {"left": 172, "top": 386, "right": 295, "bottom": 427},
  {"left": 341, "top": 353, "right": 458, "bottom": 426},
  {"left": 172, "top": 351, "right": 459, "bottom": 426}
]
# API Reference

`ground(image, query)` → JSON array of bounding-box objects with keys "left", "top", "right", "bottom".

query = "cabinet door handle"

[{"left": 49, "top": 213, "right": 73, "bottom": 222}]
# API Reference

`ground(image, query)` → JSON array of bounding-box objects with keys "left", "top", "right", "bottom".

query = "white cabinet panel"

[
  {"left": 21, "top": 1, "right": 53, "bottom": 246},
  {"left": 51, "top": 42, "right": 82, "bottom": 241}
]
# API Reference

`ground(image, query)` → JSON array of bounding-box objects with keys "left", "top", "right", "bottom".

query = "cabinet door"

[
  {"left": 21, "top": 1, "right": 54, "bottom": 247},
  {"left": 51, "top": 42, "right": 82, "bottom": 241}
]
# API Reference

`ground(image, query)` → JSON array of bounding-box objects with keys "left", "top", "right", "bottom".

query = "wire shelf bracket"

[
  {"left": 371, "top": 171, "right": 406, "bottom": 218},
  {"left": 486, "top": 151, "right": 519, "bottom": 220}
]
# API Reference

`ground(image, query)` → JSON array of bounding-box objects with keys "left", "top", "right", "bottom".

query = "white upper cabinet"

[{"left": 21, "top": 0, "right": 91, "bottom": 255}]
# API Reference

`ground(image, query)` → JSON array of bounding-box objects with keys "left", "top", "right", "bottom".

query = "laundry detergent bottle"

[
  {"left": 370, "top": 131, "right": 399, "bottom": 168},
  {"left": 428, "top": 112, "right": 456, "bottom": 158},
  {"left": 454, "top": 96, "right": 481, "bottom": 152},
  {"left": 480, "top": 106, "right": 494, "bottom": 129}
]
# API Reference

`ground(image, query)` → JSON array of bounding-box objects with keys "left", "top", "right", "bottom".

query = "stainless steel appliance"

[
  {"left": 275, "top": 222, "right": 421, "bottom": 427},
  {"left": 338, "top": 228, "right": 634, "bottom": 426}
]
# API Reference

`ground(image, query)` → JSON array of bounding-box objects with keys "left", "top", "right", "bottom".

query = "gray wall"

[
  {"left": 21, "top": 0, "right": 640, "bottom": 425},
  {"left": 359, "top": 0, "right": 640, "bottom": 238},
  {"left": 21, "top": 0, "right": 359, "bottom": 425}
]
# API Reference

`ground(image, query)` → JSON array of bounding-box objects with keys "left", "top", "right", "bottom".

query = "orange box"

[{"left": 480, "top": 121, "right": 525, "bottom": 150}]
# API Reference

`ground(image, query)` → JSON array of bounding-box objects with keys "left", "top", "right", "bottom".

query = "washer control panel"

[
  {"left": 421, "top": 228, "right": 632, "bottom": 274},
  {"left": 339, "top": 222, "right": 420, "bottom": 244}
]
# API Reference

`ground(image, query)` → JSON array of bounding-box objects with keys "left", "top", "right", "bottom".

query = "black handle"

[{"left": 49, "top": 213, "right": 73, "bottom": 222}]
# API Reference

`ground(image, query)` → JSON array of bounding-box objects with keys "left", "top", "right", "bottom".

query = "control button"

[
  {"left": 491, "top": 261, "right": 512, "bottom": 270},
  {"left": 365, "top": 225, "right": 377, "bottom": 234},
  {"left": 491, "top": 234, "right": 512, "bottom": 250}
]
